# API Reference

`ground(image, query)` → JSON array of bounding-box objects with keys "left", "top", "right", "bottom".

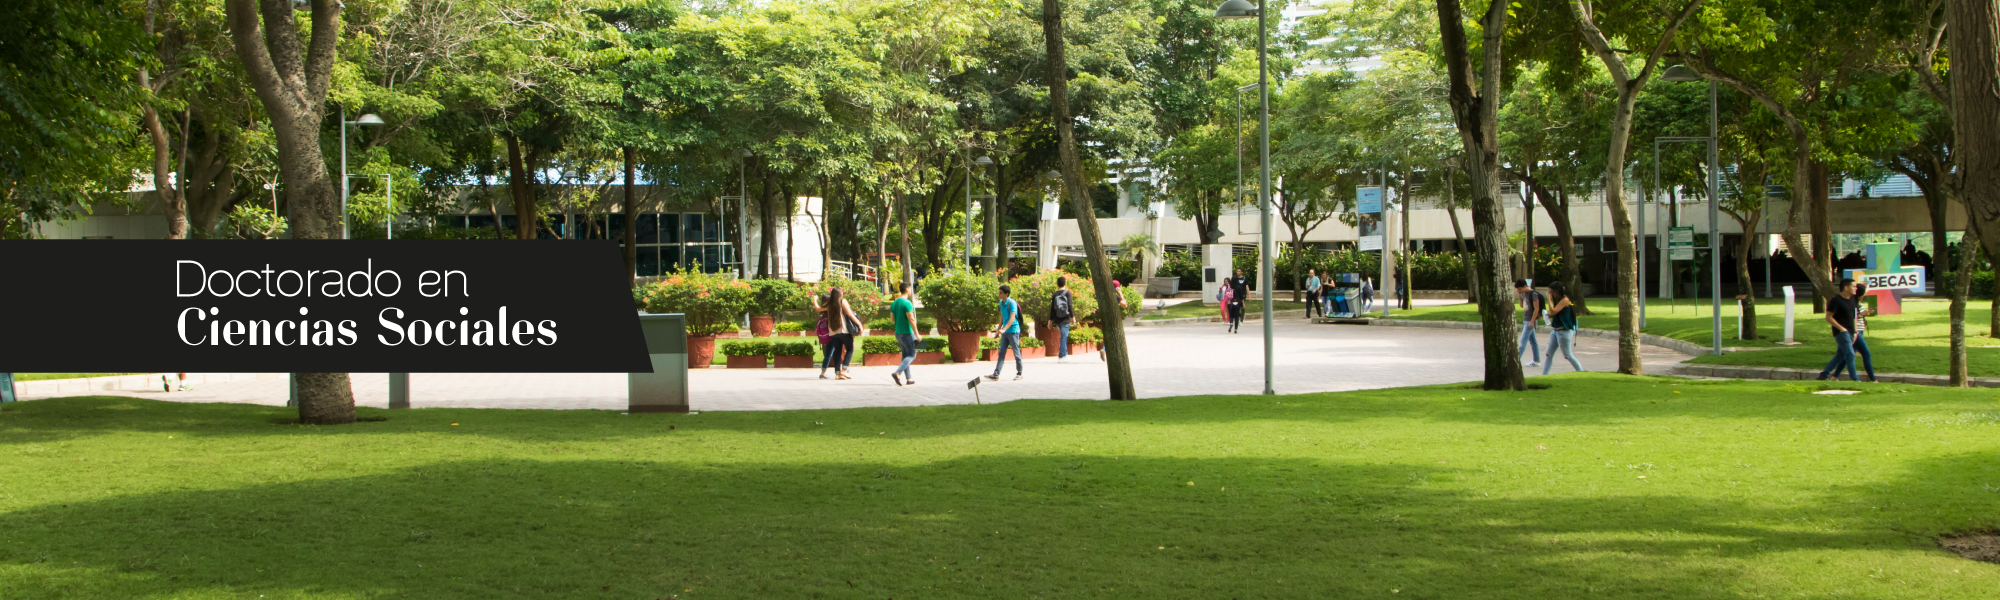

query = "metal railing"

[
  {"left": 1007, "top": 229, "right": 1039, "bottom": 254},
  {"left": 828, "top": 260, "right": 877, "bottom": 283}
]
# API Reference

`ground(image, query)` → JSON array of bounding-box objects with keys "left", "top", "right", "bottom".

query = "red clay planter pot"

[
  {"left": 716, "top": 331, "right": 740, "bottom": 339},
  {"left": 777, "top": 331, "right": 803, "bottom": 337},
  {"left": 773, "top": 355, "right": 815, "bottom": 368},
  {"left": 947, "top": 331, "right": 982, "bottom": 363},
  {"left": 915, "top": 351, "right": 943, "bottom": 365},
  {"left": 687, "top": 336, "right": 717, "bottom": 368},
  {"left": 725, "top": 355, "right": 767, "bottom": 368},
  {"left": 749, "top": 316, "right": 776, "bottom": 337},
  {"left": 861, "top": 353, "right": 899, "bottom": 367}
]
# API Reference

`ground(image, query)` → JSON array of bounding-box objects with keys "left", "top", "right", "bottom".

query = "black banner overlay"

[{"left": 0, "top": 240, "right": 649, "bottom": 373}]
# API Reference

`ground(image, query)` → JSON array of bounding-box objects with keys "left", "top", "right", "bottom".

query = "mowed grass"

[
  {"left": 10, "top": 373, "right": 150, "bottom": 382},
  {"left": 1391, "top": 298, "right": 1999, "bottom": 376},
  {"left": 1141, "top": 299, "right": 1310, "bottom": 320},
  {"left": 4, "top": 376, "right": 2000, "bottom": 599}
]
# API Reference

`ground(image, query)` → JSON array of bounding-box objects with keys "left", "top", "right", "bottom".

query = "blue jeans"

[
  {"left": 991, "top": 332, "right": 1022, "bottom": 376},
  {"left": 1543, "top": 329, "right": 1582, "bottom": 374},
  {"left": 1853, "top": 334, "right": 1875, "bottom": 381},
  {"left": 893, "top": 333, "right": 918, "bottom": 378},
  {"left": 1057, "top": 322, "right": 1071, "bottom": 358},
  {"left": 1819, "top": 331, "right": 1858, "bottom": 380},
  {"left": 1517, "top": 319, "right": 1540, "bottom": 360},
  {"left": 823, "top": 333, "right": 853, "bottom": 372}
]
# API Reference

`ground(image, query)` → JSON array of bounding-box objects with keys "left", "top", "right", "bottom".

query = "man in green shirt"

[{"left": 890, "top": 283, "right": 918, "bottom": 386}]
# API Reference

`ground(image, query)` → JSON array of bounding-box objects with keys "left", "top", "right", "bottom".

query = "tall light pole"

[
  {"left": 339, "top": 109, "right": 384, "bottom": 240},
  {"left": 1663, "top": 65, "right": 1724, "bottom": 356},
  {"left": 970, "top": 154, "right": 994, "bottom": 271},
  {"left": 1215, "top": 0, "right": 1273, "bottom": 395}
]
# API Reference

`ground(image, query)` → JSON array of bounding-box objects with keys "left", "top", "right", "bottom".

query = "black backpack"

[{"left": 1051, "top": 290, "right": 1073, "bottom": 322}]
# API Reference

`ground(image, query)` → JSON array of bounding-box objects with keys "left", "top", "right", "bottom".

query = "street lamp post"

[
  {"left": 969, "top": 154, "right": 994, "bottom": 272},
  {"left": 339, "top": 108, "right": 384, "bottom": 240},
  {"left": 1662, "top": 65, "right": 1723, "bottom": 356},
  {"left": 1214, "top": 0, "right": 1273, "bottom": 395}
]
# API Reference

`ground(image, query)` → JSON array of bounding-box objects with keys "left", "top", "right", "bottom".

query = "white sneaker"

[
  {"left": 1058, "top": 357, "right": 1069, "bottom": 363},
  {"left": 1527, "top": 361, "right": 1540, "bottom": 367}
]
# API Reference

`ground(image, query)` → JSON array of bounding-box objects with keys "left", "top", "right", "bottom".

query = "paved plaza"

[{"left": 22, "top": 320, "right": 1692, "bottom": 411}]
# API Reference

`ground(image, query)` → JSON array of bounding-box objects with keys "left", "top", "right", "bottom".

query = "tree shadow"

[{"left": 2, "top": 453, "right": 1964, "bottom": 599}]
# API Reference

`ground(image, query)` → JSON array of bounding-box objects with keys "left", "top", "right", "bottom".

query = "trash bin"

[{"left": 629, "top": 313, "right": 690, "bottom": 413}]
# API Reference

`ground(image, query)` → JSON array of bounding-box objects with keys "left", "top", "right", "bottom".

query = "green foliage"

[
  {"left": 1010, "top": 270, "right": 1098, "bottom": 327},
  {"left": 1070, "top": 325, "right": 1103, "bottom": 344},
  {"left": 775, "top": 321, "right": 809, "bottom": 333},
  {"left": 918, "top": 318, "right": 937, "bottom": 332},
  {"left": 860, "top": 336, "right": 902, "bottom": 355},
  {"left": 918, "top": 270, "right": 1002, "bottom": 332},
  {"left": 1156, "top": 250, "right": 1205, "bottom": 291},
  {"left": 809, "top": 277, "right": 887, "bottom": 324},
  {"left": 641, "top": 270, "right": 754, "bottom": 336},
  {"left": 1020, "top": 336, "right": 1044, "bottom": 348},
  {"left": 920, "top": 337, "right": 948, "bottom": 352},
  {"left": 769, "top": 341, "right": 815, "bottom": 357},
  {"left": 0, "top": 0, "right": 148, "bottom": 234},
  {"left": 747, "top": 279, "right": 805, "bottom": 316},
  {"left": 1060, "top": 258, "right": 1141, "bottom": 286},
  {"left": 979, "top": 336, "right": 1000, "bottom": 349},
  {"left": 719, "top": 339, "right": 772, "bottom": 358},
  {"left": 867, "top": 317, "right": 896, "bottom": 332}
]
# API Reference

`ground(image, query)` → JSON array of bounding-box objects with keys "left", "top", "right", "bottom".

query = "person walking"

[
  {"left": 825, "top": 287, "right": 862, "bottom": 381},
  {"left": 1817, "top": 278, "right": 1862, "bottom": 381},
  {"left": 1216, "top": 281, "right": 1232, "bottom": 322},
  {"left": 1358, "top": 276, "right": 1375, "bottom": 314},
  {"left": 1305, "top": 269, "right": 1322, "bottom": 319},
  {"left": 1542, "top": 280, "right": 1584, "bottom": 375},
  {"left": 1228, "top": 269, "right": 1248, "bottom": 333},
  {"left": 1851, "top": 283, "right": 1879, "bottom": 382},
  {"left": 1050, "top": 276, "right": 1075, "bottom": 363},
  {"left": 889, "top": 282, "right": 919, "bottom": 386},
  {"left": 815, "top": 294, "right": 835, "bottom": 380},
  {"left": 1513, "top": 279, "right": 1545, "bottom": 367},
  {"left": 986, "top": 284, "right": 1024, "bottom": 381}
]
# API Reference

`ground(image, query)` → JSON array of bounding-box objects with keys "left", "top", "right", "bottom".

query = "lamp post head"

[
  {"left": 354, "top": 114, "right": 385, "bottom": 126},
  {"left": 1213, "top": 0, "right": 1259, "bottom": 19},
  {"left": 1660, "top": 65, "right": 1703, "bottom": 82},
  {"left": 1045, "top": 170, "right": 1062, "bottom": 179},
  {"left": 974, "top": 156, "right": 994, "bottom": 166}
]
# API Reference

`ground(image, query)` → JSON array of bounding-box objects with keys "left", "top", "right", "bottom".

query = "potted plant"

[
  {"left": 1070, "top": 325, "right": 1103, "bottom": 355},
  {"left": 1009, "top": 270, "right": 1097, "bottom": 349},
  {"left": 917, "top": 318, "right": 938, "bottom": 336},
  {"left": 771, "top": 341, "right": 816, "bottom": 368},
  {"left": 915, "top": 336, "right": 947, "bottom": 365},
  {"left": 746, "top": 279, "right": 801, "bottom": 337},
  {"left": 917, "top": 271, "right": 1002, "bottom": 363},
  {"left": 978, "top": 336, "right": 1001, "bottom": 361},
  {"left": 721, "top": 339, "right": 771, "bottom": 368},
  {"left": 866, "top": 317, "right": 896, "bottom": 336},
  {"left": 641, "top": 269, "right": 754, "bottom": 368},
  {"left": 860, "top": 336, "right": 902, "bottom": 366},
  {"left": 808, "top": 276, "right": 887, "bottom": 325},
  {"left": 774, "top": 321, "right": 808, "bottom": 337},
  {"left": 1020, "top": 335, "right": 1045, "bottom": 358}
]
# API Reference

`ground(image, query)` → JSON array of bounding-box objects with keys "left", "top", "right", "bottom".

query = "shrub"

[
  {"left": 641, "top": 270, "right": 754, "bottom": 336},
  {"left": 719, "top": 339, "right": 772, "bottom": 358},
  {"left": 867, "top": 317, "right": 895, "bottom": 331},
  {"left": 918, "top": 318, "right": 937, "bottom": 332},
  {"left": 1156, "top": 250, "right": 1203, "bottom": 291},
  {"left": 918, "top": 270, "right": 1002, "bottom": 332},
  {"left": 1118, "top": 284, "right": 1144, "bottom": 319},
  {"left": 921, "top": 337, "right": 948, "bottom": 352},
  {"left": 979, "top": 336, "right": 1000, "bottom": 349},
  {"left": 770, "top": 341, "right": 815, "bottom": 357},
  {"left": 747, "top": 278, "right": 804, "bottom": 316},
  {"left": 807, "top": 276, "right": 887, "bottom": 323},
  {"left": 1070, "top": 326, "right": 1103, "bottom": 344},
  {"left": 1020, "top": 336, "right": 1044, "bottom": 348},
  {"left": 860, "top": 336, "right": 902, "bottom": 355},
  {"left": 631, "top": 287, "right": 645, "bottom": 310},
  {"left": 775, "top": 321, "right": 808, "bottom": 333},
  {"left": 1058, "top": 258, "right": 1139, "bottom": 285},
  {"left": 1010, "top": 270, "right": 1098, "bottom": 328}
]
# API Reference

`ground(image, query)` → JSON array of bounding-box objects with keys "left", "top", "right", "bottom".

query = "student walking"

[
  {"left": 1542, "top": 280, "right": 1584, "bottom": 374},
  {"left": 1514, "top": 279, "right": 1545, "bottom": 367},
  {"left": 986, "top": 284, "right": 1024, "bottom": 381},
  {"left": 1818, "top": 278, "right": 1863, "bottom": 381},
  {"left": 824, "top": 287, "right": 862, "bottom": 381},
  {"left": 815, "top": 295, "right": 835, "bottom": 379},
  {"left": 1050, "top": 276, "right": 1075, "bottom": 363},
  {"left": 1358, "top": 277, "right": 1375, "bottom": 314},
  {"left": 1305, "top": 270, "right": 1323, "bottom": 319},
  {"left": 890, "top": 283, "right": 919, "bottom": 386},
  {"left": 1852, "top": 283, "right": 1878, "bottom": 382},
  {"left": 1228, "top": 269, "right": 1248, "bottom": 333}
]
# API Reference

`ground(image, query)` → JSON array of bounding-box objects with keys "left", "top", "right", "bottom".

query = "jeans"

[
  {"left": 1517, "top": 319, "right": 1541, "bottom": 360},
  {"left": 1306, "top": 292, "right": 1321, "bottom": 318},
  {"left": 1228, "top": 304, "right": 1244, "bottom": 329},
  {"left": 1543, "top": 329, "right": 1582, "bottom": 374},
  {"left": 893, "top": 333, "right": 918, "bottom": 378},
  {"left": 1057, "top": 321, "right": 1071, "bottom": 357},
  {"left": 1853, "top": 334, "right": 1875, "bottom": 381},
  {"left": 1359, "top": 296, "right": 1373, "bottom": 313},
  {"left": 1819, "top": 331, "right": 1858, "bottom": 380},
  {"left": 825, "top": 333, "right": 854, "bottom": 372},
  {"left": 991, "top": 332, "right": 1022, "bottom": 376}
]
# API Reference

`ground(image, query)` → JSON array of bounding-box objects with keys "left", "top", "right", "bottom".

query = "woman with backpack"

[
  {"left": 1541, "top": 280, "right": 1584, "bottom": 375},
  {"left": 820, "top": 287, "right": 862, "bottom": 380}
]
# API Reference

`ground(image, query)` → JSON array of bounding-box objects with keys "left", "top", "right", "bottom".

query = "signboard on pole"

[
  {"left": 1357, "top": 186, "right": 1384, "bottom": 251},
  {"left": 1668, "top": 226, "right": 1694, "bottom": 261}
]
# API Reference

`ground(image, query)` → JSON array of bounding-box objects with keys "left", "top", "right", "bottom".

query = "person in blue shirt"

[
  {"left": 1541, "top": 280, "right": 1584, "bottom": 375},
  {"left": 1305, "top": 270, "right": 1322, "bottom": 319},
  {"left": 986, "top": 284, "right": 1024, "bottom": 381}
]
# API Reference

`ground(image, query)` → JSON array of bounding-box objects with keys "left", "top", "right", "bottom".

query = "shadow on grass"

[
  {"left": 5, "top": 375, "right": 1997, "bottom": 445},
  {"left": 1, "top": 452, "right": 1964, "bottom": 599}
]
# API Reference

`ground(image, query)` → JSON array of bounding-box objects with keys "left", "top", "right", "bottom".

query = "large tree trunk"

[
  {"left": 785, "top": 182, "right": 797, "bottom": 282},
  {"left": 505, "top": 135, "right": 539, "bottom": 240},
  {"left": 1195, "top": 190, "right": 1220, "bottom": 245},
  {"left": 141, "top": 107, "right": 190, "bottom": 239},
  {"left": 1568, "top": 0, "right": 1703, "bottom": 375},
  {"left": 1734, "top": 215, "right": 1760, "bottom": 340},
  {"left": 1517, "top": 171, "right": 1589, "bottom": 314},
  {"left": 622, "top": 146, "right": 639, "bottom": 286},
  {"left": 1437, "top": 0, "right": 1524, "bottom": 390},
  {"left": 1445, "top": 167, "right": 1477, "bottom": 302},
  {"left": 1950, "top": 235, "right": 1978, "bottom": 386},
  {"left": 225, "top": 0, "right": 354, "bottom": 424},
  {"left": 1809, "top": 162, "right": 1833, "bottom": 312},
  {"left": 1952, "top": 0, "right": 2000, "bottom": 261},
  {"left": 1044, "top": 0, "right": 1135, "bottom": 400}
]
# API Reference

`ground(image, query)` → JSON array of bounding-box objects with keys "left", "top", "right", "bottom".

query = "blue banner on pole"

[{"left": 1357, "top": 187, "right": 1383, "bottom": 214}]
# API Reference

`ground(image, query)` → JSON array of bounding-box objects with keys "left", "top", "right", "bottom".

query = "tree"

[
  {"left": 1949, "top": 0, "right": 2000, "bottom": 265},
  {"left": 224, "top": 0, "right": 354, "bottom": 423},
  {"left": 1500, "top": 65, "right": 1611, "bottom": 316},
  {"left": 1434, "top": 0, "right": 1524, "bottom": 391},
  {"left": 1555, "top": 0, "right": 1703, "bottom": 374},
  {"left": 1, "top": 0, "right": 148, "bottom": 238},
  {"left": 1716, "top": 106, "right": 1786, "bottom": 340},
  {"left": 1044, "top": 0, "right": 1135, "bottom": 400}
]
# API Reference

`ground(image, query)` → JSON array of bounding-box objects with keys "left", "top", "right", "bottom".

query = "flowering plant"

[
  {"left": 808, "top": 276, "right": 887, "bottom": 320},
  {"left": 917, "top": 270, "right": 1001, "bottom": 332},
  {"left": 747, "top": 278, "right": 805, "bottom": 316},
  {"left": 1009, "top": 269, "right": 1097, "bottom": 327},
  {"left": 642, "top": 268, "right": 754, "bottom": 336}
]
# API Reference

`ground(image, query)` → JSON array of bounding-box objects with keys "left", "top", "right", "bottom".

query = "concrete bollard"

[{"left": 1780, "top": 286, "right": 1801, "bottom": 345}]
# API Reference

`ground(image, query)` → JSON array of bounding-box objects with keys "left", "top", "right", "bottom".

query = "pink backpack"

[{"left": 815, "top": 316, "right": 831, "bottom": 345}]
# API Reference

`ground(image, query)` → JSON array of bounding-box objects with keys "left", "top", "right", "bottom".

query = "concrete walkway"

[{"left": 18, "top": 319, "right": 1691, "bottom": 411}]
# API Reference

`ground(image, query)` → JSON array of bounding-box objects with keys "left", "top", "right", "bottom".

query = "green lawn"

[
  {"left": 9, "top": 373, "right": 149, "bottom": 382},
  {"left": 1391, "top": 299, "right": 1999, "bottom": 376},
  {"left": 1141, "top": 300, "right": 1311, "bottom": 320},
  {"left": 4, "top": 376, "right": 1998, "bottom": 598}
]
